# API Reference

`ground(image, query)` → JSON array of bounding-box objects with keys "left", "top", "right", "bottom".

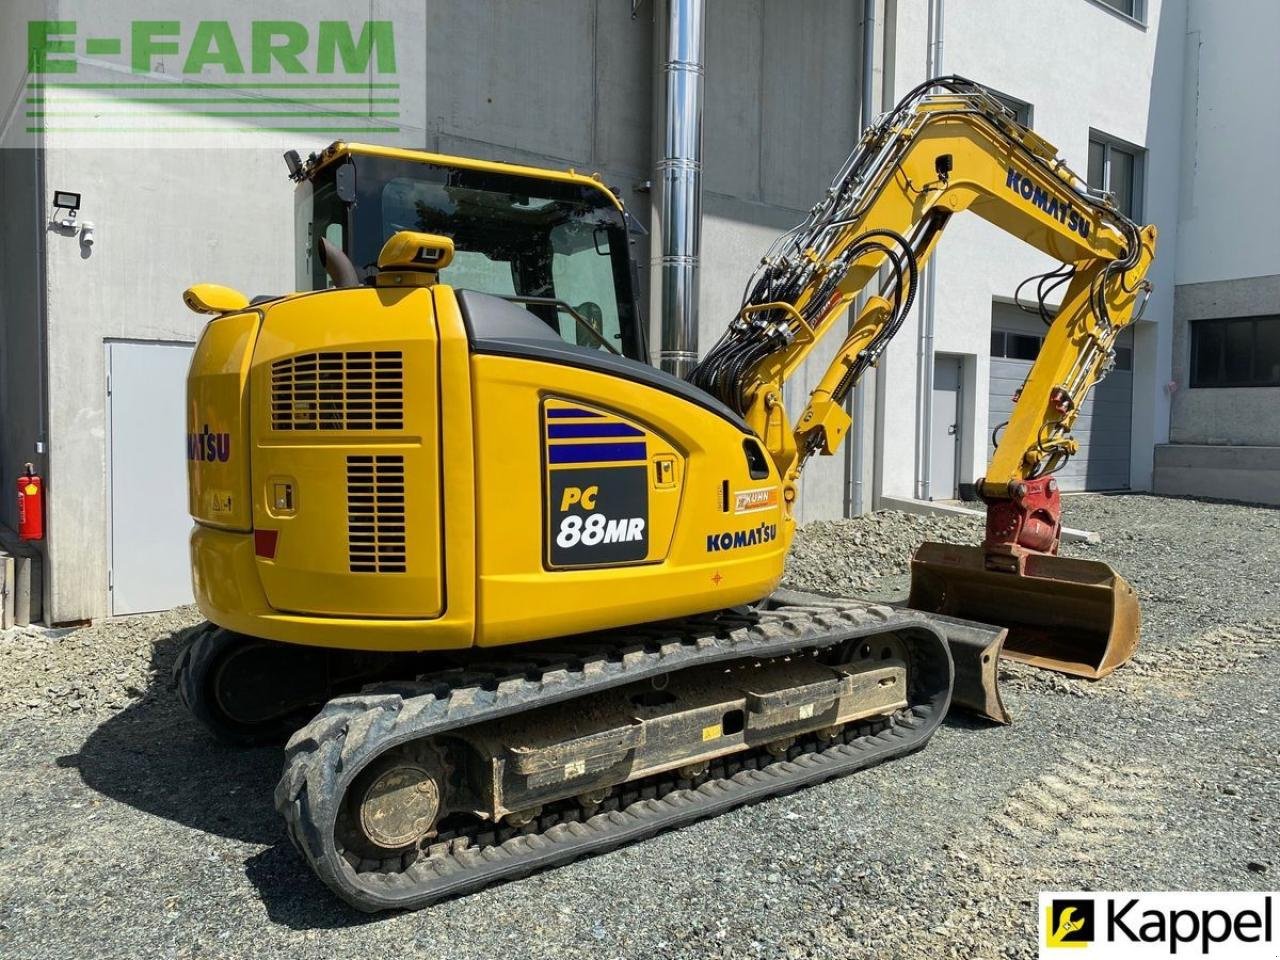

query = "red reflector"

[{"left": 254, "top": 528, "right": 279, "bottom": 559}]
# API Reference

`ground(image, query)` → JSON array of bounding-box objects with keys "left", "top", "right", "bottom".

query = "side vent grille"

[
  {"left": 271, "top": 350, "right": 404, "bottom": 431},
  {"left": 347, "top": 455, "right": 407, "bottom": 573}
]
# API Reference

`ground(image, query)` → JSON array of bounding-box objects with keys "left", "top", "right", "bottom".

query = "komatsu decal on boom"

[{"left": 177, "top": 76, "right": 1155, "bottom": 911}]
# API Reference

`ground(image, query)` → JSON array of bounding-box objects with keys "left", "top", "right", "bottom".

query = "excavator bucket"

[{"left": 907, "top": 541, "right": 1139, "bottom": 679}]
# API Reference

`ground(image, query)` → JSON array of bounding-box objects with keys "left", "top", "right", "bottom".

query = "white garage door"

[
  {"left": 989, "top": 302, "right": 1133, "bottom": 492},
  {"left": 107, "top": 340, "right": 196, "bottom": 614}
]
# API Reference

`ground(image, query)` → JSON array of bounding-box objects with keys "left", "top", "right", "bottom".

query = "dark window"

[
  {"left": 1092, "top": 0, "right": 1144, "bottom": 21},
  {"left": 1009, "top": 333, "right": 1042, "bottom": 361},
  {"left": 991, "top": 330, "right": 1043, "bottom": 361},
  {"left": 1258, "top": 321, "right": 1280, "bottom": 383},
  {"left": 1087, "top": 131, "right": 1145, "bottom": 220},
  {"left": 1114, "top": 346, "right": 1133, "bottom": 371},
  {"left": 1190, "top": 315, "right": 1280, "bottom": 388},
  {"left": 989, "top": 90, "right": 1034, "bottom": 127}
]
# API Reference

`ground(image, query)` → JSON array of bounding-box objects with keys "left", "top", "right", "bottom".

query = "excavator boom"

[{"left": 690, "top": 75, "right": 1155, "bottom": 680}]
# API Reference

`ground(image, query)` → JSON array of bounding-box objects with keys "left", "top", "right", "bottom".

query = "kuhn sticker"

[{"left": 733, "top": 487, "right": 779, "bottom": 514}]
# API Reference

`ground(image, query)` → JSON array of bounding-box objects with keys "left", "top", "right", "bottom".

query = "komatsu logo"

[
  {"left": 706, "top": 522, "right": 778, "bottom": 552},
  {"left": 187, "top": 423, "right": 230, "bottom": 463},
  {"left": 1006, "top": 167, "right": 1090, "bottom": 240}
]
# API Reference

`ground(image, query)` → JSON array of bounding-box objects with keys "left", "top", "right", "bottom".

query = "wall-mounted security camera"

[{"left": 80, "top": 222, "right": 96, "bottom": 247}]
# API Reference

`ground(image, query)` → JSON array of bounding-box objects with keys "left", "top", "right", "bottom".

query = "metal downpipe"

[
  {"left": 848, "top": 0, "right": 876, "bottom": 517},
  {"left": 915, "top": 0, "right": 944, "bottom": 500},
  {"left": 651, "top": 0, "right": 706, "bottom": 378}
]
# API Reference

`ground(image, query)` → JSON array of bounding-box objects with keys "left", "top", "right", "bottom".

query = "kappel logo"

[
  {"left": 1047, "top": 899, "right": 1095, "bottom": 949},
  {"left": 1039, "top": 893, "right": 1276, "bottom": 958}
]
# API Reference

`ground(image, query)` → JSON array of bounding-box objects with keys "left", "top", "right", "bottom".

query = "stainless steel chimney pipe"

[{"left": 651, "top": 0, "right": 706, "bottom": 378}]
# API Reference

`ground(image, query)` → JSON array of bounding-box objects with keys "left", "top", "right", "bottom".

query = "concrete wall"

[
  {"left": 875, "top": 0, "right": 1183, "bottom": 505},
  {"left": 0, "top": 0, "right": 52, "bottom": 537},
  {"left": 1154, "top": 443, "right": 1280, "bottom": 506},
  {"left": 1174, "top": 0, "right": 1280, "bottom": 286},
  {"left": 0, "top": 150, "right": 45, "bottom": 532},
  {"left": 1164, "top": 0, "right": 1280, "bottom": 453},
  {"left": 701, "top": 0, "right": 866, "bottom": 523},
  {"left": 27, "top": 0, "right": 870, "bottom": 620},
  {"left": 1168, "top": 274, "right": 1280, "bottom": 445},
  {"left": 40, "top": 148, "right": 295, "bottom": 621}
]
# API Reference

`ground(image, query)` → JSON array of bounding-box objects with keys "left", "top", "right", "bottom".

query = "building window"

[
  {"left": 1089, "top": 0, "right": 1146, "bottom": 22},
  {"left": 1190, "top": 315, "right": 1280, "bottom": 388},
  {"left": 988, "top": 89, "right": 1034, "bottom": 127},
  {"left": 993, "top": 330, "right": 1132, "bottom": 370},
  {"left": 1087, "top": 130, "right": 1145, "bottom": 220},
  {"left": 991, "top": 330, "right": 1042, "bottom": 361}
]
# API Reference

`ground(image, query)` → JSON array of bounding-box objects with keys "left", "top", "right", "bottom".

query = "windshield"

[{"left": 294, "top": 153, "right": 645, "bottom": 362}]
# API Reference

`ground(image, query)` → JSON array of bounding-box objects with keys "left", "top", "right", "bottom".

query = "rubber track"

[
  {"left": 171, "top": 622, "right": 254, "bottom": 744},
  {"left": 274, "top": 598, "right": 953, "bottom": 912}
]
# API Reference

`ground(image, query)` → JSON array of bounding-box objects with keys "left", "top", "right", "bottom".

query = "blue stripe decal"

[
  {"left": 548, "top": 442, "right": 647, "bottom": 464},
  {"left": 547, "top": 422, "right": 645, "bottom": 439},
  {"left": 545, "top": 408, "right": 603, "bottom": 419}
]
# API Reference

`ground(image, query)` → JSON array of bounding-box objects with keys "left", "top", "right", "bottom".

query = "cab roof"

[{"left": 301, "top": 141, "right": 624, "bottom": 211}]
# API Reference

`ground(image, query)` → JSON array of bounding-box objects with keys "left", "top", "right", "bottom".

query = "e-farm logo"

[
  {"left": 1039, "top": 893, "right": 1276, "bottom": 958},
  {"left": 19, "top": 10, "right": 407, "bottom": 141}
]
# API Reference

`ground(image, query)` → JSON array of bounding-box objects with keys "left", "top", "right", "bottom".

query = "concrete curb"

[{"left": 878, "top": 495, "right": 1101, "bottom": 544}]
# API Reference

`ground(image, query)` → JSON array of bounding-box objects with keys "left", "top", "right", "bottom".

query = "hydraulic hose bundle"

[{"left": 688, "top": 77, "right": 987, "bottom": 415}]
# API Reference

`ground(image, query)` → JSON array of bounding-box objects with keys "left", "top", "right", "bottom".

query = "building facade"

[
  {"left": 1153, "top": 0, "right": 1280, "bottom": 504},
  {"left": 0, "top": 0, "right": 1271, "bottom": 624}
]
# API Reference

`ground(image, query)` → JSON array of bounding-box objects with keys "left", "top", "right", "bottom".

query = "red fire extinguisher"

[{"left": 17, "top": 463, "right": 44, "bottom": 541}]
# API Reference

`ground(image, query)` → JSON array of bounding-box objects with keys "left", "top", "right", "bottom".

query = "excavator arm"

[{"left": 690, "top": 76, "right": 1156, "bottom": 680}]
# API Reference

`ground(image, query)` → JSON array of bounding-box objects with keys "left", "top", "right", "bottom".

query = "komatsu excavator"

[{"left": 177, "top": 76, "right": 1155, "bottom": 911}]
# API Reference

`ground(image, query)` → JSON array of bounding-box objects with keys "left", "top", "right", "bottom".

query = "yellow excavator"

[{"left": 177, "top": 76, "right": 1154, "bottom": 911}]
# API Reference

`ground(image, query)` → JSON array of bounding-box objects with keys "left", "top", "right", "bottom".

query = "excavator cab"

[{"left": 292, "top": 144, "right": 648, "bottom": 362}]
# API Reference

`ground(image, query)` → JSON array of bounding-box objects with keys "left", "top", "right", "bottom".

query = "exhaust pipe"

[{"left": 318, "top": 236, "right": 359, "bottom": 289}]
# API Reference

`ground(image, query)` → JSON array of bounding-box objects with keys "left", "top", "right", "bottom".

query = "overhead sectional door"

[{"left": 988, "top": 301, "right": 1133, "bottom": 493}]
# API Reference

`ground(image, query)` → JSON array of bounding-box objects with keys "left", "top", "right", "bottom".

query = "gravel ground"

[{"left": 0, "top": 493, "right": 1276, "bottom": 959}]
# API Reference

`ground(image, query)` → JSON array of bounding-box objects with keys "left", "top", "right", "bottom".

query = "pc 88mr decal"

[{"left": 544, "top": 400, "right": 650, "bottom": 568}]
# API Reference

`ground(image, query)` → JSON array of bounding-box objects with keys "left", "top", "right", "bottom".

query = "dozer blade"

[
  {"left": 907, "top": 611, "right": 1011, "bottom": 724},
  {"left": 907, "top": 541, "right": 1139, "bottom": 680}
]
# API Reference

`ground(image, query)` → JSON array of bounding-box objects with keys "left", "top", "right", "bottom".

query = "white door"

[
  {"left": 930, "top": 355, "right": 963, "bottom": 500},
  {"left": 107, "top": 341, "right": 196, "bottom": 614}
]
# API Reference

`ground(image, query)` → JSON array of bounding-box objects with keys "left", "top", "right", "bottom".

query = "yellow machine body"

[
  {"left": 188, "top": 284, "right": 788, "bottom": 652},
  {"left": 175, "top": 78, "right": 1164, "bottom": 911}
]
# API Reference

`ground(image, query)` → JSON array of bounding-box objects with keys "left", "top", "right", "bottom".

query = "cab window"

[{"left": 349, "top": 155, "right": 644, "bottom": 360}]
